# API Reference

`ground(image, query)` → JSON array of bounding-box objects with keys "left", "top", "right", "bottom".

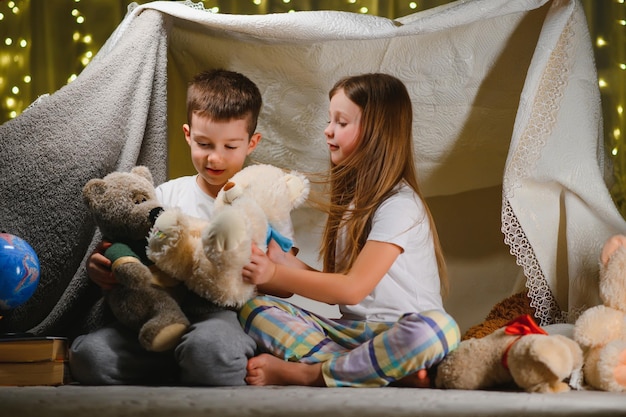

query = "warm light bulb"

[
  {"left": 409, "top": 2, "right": 418, "bottom": 9},
  {"left": 71, "top": 9, "right": 80, "bottom": 17},
  {"left": 359, "top": 7, "right": 368, "bottom": 13},
  {"left": 597, "top": 37, "right": 607, "bottom": 47},
  {"left": 5, "top": 97, "right": 16, "bottom": 108},
  {"left": 23, "top": 75, "right": 31, "bottom": 83},
  {"left": 599, "top": 78, "right": 608, "bottom": 88},
  {"left": 615, "top": 128, "right": 622, "bottom": 140},
  {"left": 11, "top": 86, "right": 19, "bottom": 94},
  {"left": 613, "top": 147, "right": 619, "bottom": 156},
  {"left": 77, "top": 16, "right": 85, "bottom": 24},
  {"left": 618, "top": 106, "right": 624, "bottom": 116},
  {"left": 83, "top": 34, "right": 92, "bottom": 43},
  {"left": 19, "top": 39, "right": 27, "bottom": 48},
  {"left": 4, "top": 38, "right": 12, "bottom": 46}
]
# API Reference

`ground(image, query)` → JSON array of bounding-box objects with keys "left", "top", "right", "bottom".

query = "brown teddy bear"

[
  {"left": 83, "top": 166, "right": 190, "bottom": 352},
  {"left": 573, "top": 234, "right": 626, "bottom": 392},
  {"left": 435, "top": 314, "right": 583, "bottom": 393},
  {"left": 463, "top": 291, "right": 536, "bottom": 340}
]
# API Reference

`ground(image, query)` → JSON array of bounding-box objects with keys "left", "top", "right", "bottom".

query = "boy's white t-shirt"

[
  {"left": 338, "top": 182, "right": 444, "bottom": 323},
  {"left": 155, "top": 175, "right": 215, "bottom": 219}
]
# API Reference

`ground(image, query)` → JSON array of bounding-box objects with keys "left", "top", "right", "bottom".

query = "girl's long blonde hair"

[{"left": 319, "top": 73, "right": 449, "bottom": 296}]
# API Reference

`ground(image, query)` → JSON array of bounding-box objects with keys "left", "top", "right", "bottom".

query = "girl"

[{"left": 238, "top": 73, "right": 460, "bottom": 388}]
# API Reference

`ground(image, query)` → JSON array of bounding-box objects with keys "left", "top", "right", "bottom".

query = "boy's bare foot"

[
  {"left": 246, "top": 354, "right": 325, "bottom": 386},
  {"left": 391, "top": 369, "right": 431, "bottom": 388}
]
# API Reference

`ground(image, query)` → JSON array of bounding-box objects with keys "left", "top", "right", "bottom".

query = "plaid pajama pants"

[{"left": 238, "top": 295, "right": 460, "bottom": 387}]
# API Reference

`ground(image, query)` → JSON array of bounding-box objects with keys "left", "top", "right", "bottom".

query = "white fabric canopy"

[{"left": 1, "top": 0, "right": 622, "bottom": 335}]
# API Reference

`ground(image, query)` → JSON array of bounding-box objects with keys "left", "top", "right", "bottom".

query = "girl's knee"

[
  {"left": 238, "top": 295, "right": 297, "bottom": 329},
  {"left": 401, "top": 310, "right": 461, "bottom": 354}
]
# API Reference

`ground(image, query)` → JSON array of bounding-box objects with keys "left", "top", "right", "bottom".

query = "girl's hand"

[
  {"left": 243, "top": 242, "right": 277, "bottom": 285},
  {"left": 267, "top": 238, "right": 290, "bottom": 264},
  {"left": 87, "top": 241, "right": 117, "bottom": 290}
]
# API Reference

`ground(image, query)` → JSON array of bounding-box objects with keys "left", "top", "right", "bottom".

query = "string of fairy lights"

[{"left": 1, "top": 0, "right": 625, "bottom": 214}]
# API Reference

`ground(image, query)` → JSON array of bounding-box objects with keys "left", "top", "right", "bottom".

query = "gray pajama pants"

[{"left": 69, "top": 309, "right": 256, "bottom": 386}]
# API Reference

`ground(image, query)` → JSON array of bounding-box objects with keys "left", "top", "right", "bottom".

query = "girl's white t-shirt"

[
  {"left": 338, "top": 182, "right": 444, "bottom": 322},
  {"left": 155, "top": 175, "right": 215, "bottom": 219}
]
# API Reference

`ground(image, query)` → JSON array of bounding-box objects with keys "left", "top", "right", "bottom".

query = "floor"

[{"left": 3, "top": 385, "right": 626, "bottom": 417}]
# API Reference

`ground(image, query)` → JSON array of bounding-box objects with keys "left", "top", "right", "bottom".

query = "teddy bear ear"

[
  {"left": 82, "top": 179, "right": 107, "bottom": 204},
  {"left": 222, "top": 182, "right": 244, "bottom": 204},
  {"left": 130, "top": 166, "right": 153, "bottom": 185}
]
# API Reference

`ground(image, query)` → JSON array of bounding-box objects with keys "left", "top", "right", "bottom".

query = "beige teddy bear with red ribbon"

[{"left": 435, "top": 315, "right": 583, "bottom": 393}]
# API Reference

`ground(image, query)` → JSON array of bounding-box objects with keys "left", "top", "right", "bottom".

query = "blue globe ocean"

[{"left": 0, "top": 233, "right": 40, "bottom": 310}]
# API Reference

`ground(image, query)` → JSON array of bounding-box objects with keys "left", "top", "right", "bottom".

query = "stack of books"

[{"left": 0, "top": 334, "right": 69, "bottom": 386}]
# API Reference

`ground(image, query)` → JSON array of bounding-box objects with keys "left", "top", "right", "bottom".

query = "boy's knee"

[
  {"left": 177, "top": 312, "right": 256, "bottom": 386},
  {"left": 69, "top": 333, "right": 119, "bottom": 385}
]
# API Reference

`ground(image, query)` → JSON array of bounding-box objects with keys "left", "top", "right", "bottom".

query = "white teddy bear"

[
  {"left": 573, "top": 234, "right": 626, "bottom": 392},
  {"left": 146, "top": 164, "right": 310, "bottom": 308}
]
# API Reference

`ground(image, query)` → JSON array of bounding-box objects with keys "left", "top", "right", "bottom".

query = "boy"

[{"left": 70, "top": 69, "right": 285, "bottom": 386}]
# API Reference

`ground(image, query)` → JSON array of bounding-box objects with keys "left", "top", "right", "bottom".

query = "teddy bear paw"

[
  {"left": 141, "top": 322, "right": 188, "bottom": 352},
  {"left": 147, "top": 209, "right": 185, "bottom": 256},
  {"left": 614, "top": 348, "right": 626, "bottom": 387},
  {"left": 202, "top": 207, "right": 249, "bottom": 254}
]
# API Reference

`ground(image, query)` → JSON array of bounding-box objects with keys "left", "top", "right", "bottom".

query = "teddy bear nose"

[{"left": 149, "top": 207, "right": 164, "bottom": 225}]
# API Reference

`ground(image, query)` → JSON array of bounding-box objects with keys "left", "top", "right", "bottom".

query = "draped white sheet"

[{"left": 1, "top": 0, "right": 623, "bottom": 335}]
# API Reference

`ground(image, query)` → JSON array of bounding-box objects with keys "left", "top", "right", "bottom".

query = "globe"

[{"left": 0, "top": 233, "right": 40, "bottom": 310}]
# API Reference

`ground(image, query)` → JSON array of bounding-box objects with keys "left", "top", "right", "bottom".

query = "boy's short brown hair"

[{"left": 186, "top": 69, "right": 262, "bottom": 137}]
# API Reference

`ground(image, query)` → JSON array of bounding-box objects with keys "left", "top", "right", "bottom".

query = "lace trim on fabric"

[
  {"left": 182, "top": 1, "right": 215, "bottom": 12},
  {"left": 503, "top": 12, "right": 574, "bottom": 199},
  {"left": 501, "top": 7, "right": 577, "bottom": 326},
  {"left": 502, "top": 199, "right": 568, "bottom": 325}
]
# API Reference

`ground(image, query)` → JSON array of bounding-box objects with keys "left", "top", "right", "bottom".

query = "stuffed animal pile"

[
  {"left": 82, "top": 166, "right": 190, "bottom": 352},
  {"left": 83, "top": 163, "right": 309, "bottom": 353},
  {"left": 573, "top": 234, "right": 626, "bottom": 392},
  {"left": 435, "top": 314, "right": 583, "bottom": 393},
  {"left": 146, "top": 163, "right": 310, "bottom": 308}
]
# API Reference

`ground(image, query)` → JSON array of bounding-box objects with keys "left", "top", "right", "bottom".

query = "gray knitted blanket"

[{"left": 0, "top": 9, "right": 168, "bottom": 336}]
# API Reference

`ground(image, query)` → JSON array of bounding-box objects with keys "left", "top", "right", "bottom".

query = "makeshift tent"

[{"left": 1, "top": 0, "right": 623, "bottom": 336}]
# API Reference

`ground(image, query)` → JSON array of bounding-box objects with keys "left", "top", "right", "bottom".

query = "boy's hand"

[
  {"left": 242, "top": 242, "right": 276, "bottom": 286},
  {"left": 87, "top": 241, "right": 117, "bottom": 290}
]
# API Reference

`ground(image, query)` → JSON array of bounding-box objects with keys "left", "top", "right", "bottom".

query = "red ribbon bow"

[
  {"left": 504, "top": 314, "right": 547, "bottom": 336},
  {"left": 501, "top": 314, "right": 547, "bottom": 369}
]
